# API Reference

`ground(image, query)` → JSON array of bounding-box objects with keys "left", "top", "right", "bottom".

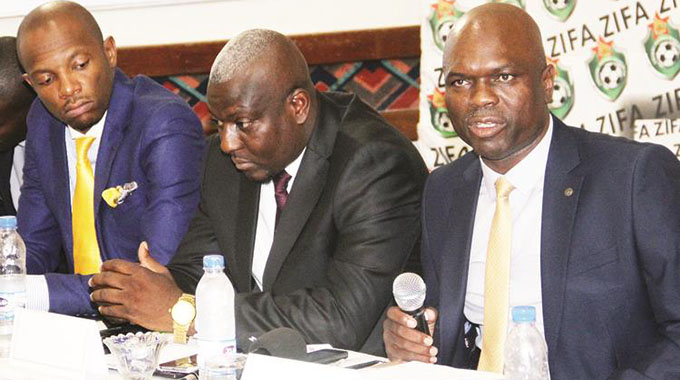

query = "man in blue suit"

[
  {"left": 15, "top": 1, "right": 204, "bottom": 316},
  {"left": 383, "top": 4, "right": 680, "bottom": 379}
]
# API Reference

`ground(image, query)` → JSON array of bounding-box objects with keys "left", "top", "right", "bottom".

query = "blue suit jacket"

[
  {"left": 18, "top": 69, "right": 205, "bottom": 315},
  {"left": 422, "top": 117, "right": 680, "bottom": 379}
]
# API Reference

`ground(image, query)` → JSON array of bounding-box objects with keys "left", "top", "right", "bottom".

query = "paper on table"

[
  {"left": 10, "top": 308, "right": 107, "bottom": 380},
  {"left": 241, "top": 353, "right": 363, "bottom": 380},
  {"left": 360, "top": 361, "right": 504, "bottom": 380}
]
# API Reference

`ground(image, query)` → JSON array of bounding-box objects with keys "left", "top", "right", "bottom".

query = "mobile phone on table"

[
  {"left": 304, "top": 349, "right": 348, "bottom": 364},
  {"left": 155, "top": 355, "right": 199, "bottom": 377}
]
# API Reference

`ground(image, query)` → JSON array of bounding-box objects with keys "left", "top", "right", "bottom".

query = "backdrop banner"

[{"left": 417, "top": 0, "right": 680, "bottom": 169}]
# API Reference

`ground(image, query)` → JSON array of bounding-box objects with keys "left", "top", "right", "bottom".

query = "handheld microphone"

[{"left": 393, "top": 272, "right": 431, "bottom": 336}]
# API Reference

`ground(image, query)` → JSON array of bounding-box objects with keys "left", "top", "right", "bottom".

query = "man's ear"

[
  {"left": 22, "top": 73, "right": 34, "bottom": 88},
  {"left": 288, "top": 89, "right": 311, "bottom": 125},
  {"left": 103, "top": 36, "right": 117, "bottom": 68},
  {"left": 542, "top": 64, "right": 556, "bottom": 105}
]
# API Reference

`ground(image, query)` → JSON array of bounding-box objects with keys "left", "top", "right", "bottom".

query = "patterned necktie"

[
  {"left": 72, "top": 137, "right": 101, "bottom": 274},
  {"left": 272, "top": 170, "right": 292, "bottom": 227},
  {"left": 478, "top": 176, "right": 515, "bottom": 373}
]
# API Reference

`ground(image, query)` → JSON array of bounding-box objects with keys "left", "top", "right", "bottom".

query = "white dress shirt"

[
  {"left": 251, "top": 148, "right": 306, "bottom": 290},
  {"left": 9, "top": 141, "right": 25, "bottom": 212},
  {"left": 464, "top": 118, "right": 553, "bottom": 347},
  {"left": 26, "top": 113, "right": 108, "bottom": 312}
]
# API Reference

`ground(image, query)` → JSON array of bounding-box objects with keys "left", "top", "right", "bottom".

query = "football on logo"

[
  {"left": 428, "top": 88, "right": 457, "bottom": 138},
  {"left": 427, "top": 0, "right": 464, "bottom": 51},
  {"left": 543, "top": 0, "right": 576, "bottom": 21},
  {"left": 550, "top": 76, "right": 574, "bottom": 119},
  {"left": 0, "top": 297, "right": 7, "bottom": 307},
  {"left": 597, "top": 59, "right": 626, "bottom": 90},
  {"left": 588, "top": 37, "right": 627, "bottom": 101},
  {"left": 644, "top": 13, "right": 680, "bottom": 80}
]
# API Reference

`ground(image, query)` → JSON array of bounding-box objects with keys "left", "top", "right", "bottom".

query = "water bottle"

[
  {"left": 0, "top": 216, "right": 27, "bottom": 358},
  {"left": 195, "top": 255, "right": 236, "bottom": 379},
  {"left": 504, "top": 306, "right": 550, "bottom": 380}
]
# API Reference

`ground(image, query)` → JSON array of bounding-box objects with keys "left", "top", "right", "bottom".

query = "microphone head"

[{"left": 393, "top": 272, "right": 426, "bottom": 312}]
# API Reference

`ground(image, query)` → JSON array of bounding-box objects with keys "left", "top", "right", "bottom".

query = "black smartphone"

[{"left": 303, "top": 349, "right": 348, "bottom": 364}]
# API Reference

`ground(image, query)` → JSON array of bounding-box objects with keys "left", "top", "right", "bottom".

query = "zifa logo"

[
  {"left": 547, "top": 57, "right": 574, "bottom": 119},
  {"left": 543, "top": 0, "right": 576, "bottom": 22},
  {"left": 0, "top": 297, "right": 7, "bottom": 307},
  {"left": 494, "top": 0, "right": 525, "bottom": 9},
  {"left": 428, "top": 88, "right": 457, "bottom": 138},
  {"left": 427, "top": 0, "right": 464, "bottom": 51},
  {"left": 644, "top": 13, "right": 680, "bottom": 80},
  {"left": 588, "top": 37, "right": 627, "bottom": 101}
]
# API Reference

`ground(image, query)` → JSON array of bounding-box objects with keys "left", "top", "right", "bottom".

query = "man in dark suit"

[
  {"left": 15, "top": 2, "right": 204, "bottom": 316},
  {"left": 0, "top": 36, "right": 35, "bottom": 216},
  {"left": 383, "top": 4, "right": 680, "bottom": 379},
  {"left": 90, "top": 29, "right": 427, "bottom": 353}
]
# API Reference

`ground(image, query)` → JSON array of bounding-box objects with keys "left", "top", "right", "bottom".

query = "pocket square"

[{"left": 101, "top": 181, "right": 138, "bottom": 208}]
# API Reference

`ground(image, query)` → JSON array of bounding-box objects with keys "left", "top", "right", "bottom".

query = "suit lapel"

[
  {"left": 94, "top": 70, "right": 132, "bottom": 215},
  {"left": 439, "top": 158, "right": 482, "bottom": 365},
  {"left": 262, "top": 93, "right": 336, "bottom": 290},
  {"left": 43, "top": 115, "right": 72, "bottom": 253},
  {"left": 540, "top": 117, "right": 583, "bottom": 359}
]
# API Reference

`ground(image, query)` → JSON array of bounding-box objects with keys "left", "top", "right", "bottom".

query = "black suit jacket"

[
  {"left": 0, "top": 148, "right": 17, "bottom": 216},
  {"left": 422, "top": 117, "right": 680, "bottom": 379},
  {"left": 168, "top": 91, "right": 428, "bottom": 354}
]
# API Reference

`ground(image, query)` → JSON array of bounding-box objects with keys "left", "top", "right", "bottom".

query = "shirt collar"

[
  {"left": 480, "top": 116, "right": 553, "bottom": 196},
  {"left": 67, "top": 111, "right": 107, "bottom": 141},
  {"left": 285, "top": 147, "right": 306, "bottom": 180}
]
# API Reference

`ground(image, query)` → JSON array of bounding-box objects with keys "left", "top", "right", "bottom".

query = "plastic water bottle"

[
  {"left": 504, "top": 306, "right": 550, "bottom": 380},
  {"left": 0, "top": 216, "right": 26, "bottom": 358},
  {"left": 195, "top": 255, "right": 236, "bottom": 379}
]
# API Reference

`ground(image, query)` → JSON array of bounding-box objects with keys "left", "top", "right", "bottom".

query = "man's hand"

[
  {"left": 89, "top": 242, "right": 183, "bottom": 331},
  {"left": 383, "top": 306, "right": 439, "bottom": 363}
]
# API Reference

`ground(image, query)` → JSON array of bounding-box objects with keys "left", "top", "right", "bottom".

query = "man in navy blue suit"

[
  {"left": 15, "top": 1, "right": 204, "bottom": 316},
  {"left": 383, "top": 3, "right": 680, "bottom": 379}
]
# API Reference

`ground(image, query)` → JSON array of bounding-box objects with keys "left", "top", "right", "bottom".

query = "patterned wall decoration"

[{"left": 152, "top": 58, "right": 420, "bottom": 134}]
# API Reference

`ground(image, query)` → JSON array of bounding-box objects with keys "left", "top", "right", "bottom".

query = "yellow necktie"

[
  {"left": 72, "top": 137, "right": 101, "bottom": 274},
  {"left": 478, "top": 176, "right": 515, "bottom": 373}
]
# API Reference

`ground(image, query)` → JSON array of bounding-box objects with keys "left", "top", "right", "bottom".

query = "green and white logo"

[
  {"left": 428, "top": 88, "right": 457, "bottom": 138},
  {"left": 644, "top": 13, "right": 680, "bottom": 80},
  {"left": 427, "top": 0, "right": 464, "bottom": 51},
  {"left": 542, "top": 0, "right": 576, "bottom": 22},
  {"left": 494, "top": 0, "right": 525, "bottom": 9},
  {"left": 547, "top": 58, "right": 574, "bottom": 119},
  {"left": 588, "top": 37, "right": 627, "bottom": 101}
]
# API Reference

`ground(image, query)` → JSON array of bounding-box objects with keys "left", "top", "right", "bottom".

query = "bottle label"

[
  {"left": 196, "top": 337, "right": 237, "bottom": 369},
  {"left": 0, "top": 291, "right": 27, "bottom": 321}
]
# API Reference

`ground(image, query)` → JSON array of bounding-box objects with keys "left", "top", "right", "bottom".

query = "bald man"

[
  {"left": 91, "top": 29, "right": 427, "bottom": 353},
  {"left": 15, "top": 1, "right": 204, "bottom": 316},
  {"left": 0, "top": 36, "right": 35, "bottom": 216},
  {"left": 383, "top": 3, "right": 680, "bottom": 379}
]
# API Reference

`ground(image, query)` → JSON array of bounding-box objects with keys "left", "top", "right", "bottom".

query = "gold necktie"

[
  {"left": 72, "top": 137, "right": 101, "bottom": 274},
  {"left": 478, "top": 176, "right": 515, "bottom": 373}
]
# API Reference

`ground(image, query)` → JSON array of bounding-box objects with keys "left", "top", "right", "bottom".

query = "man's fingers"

[
  {"left": 89, "top": 270, "right": 129, "bottom": 289},
  {"left": 98, "top": 304, "right": 131, "bottom": 322},
  {"left": 385, "top": 306, "right": 417, "bottom": 328},
  {"left": 384, "top": 316, "right": 432, "bottom": 345},
  {"left": 91, "top": 287, "right": 127, "bottom": 305},
  {"left": 138, "top": 241, "right": 170, "bottom": 275},
  {"left": 384, "top": 329, "right": 438, "bottom": 363},
  {"left": 100, "top": 258, "right": 139, "bottom": 275}
]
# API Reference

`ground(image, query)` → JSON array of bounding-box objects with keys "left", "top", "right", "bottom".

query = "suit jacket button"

[{"left": 564, "top": 187, "right": 574, "bottom": 197}]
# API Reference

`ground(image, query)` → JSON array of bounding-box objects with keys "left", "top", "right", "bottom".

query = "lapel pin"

[
  {"left": 564, "top": 187, "right": 574, "bottom": 197},
  {"left": 102, "top": 181, "right": 138, "bottom": 208}
]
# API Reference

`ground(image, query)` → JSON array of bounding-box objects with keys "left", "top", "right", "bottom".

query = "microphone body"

[{"left": 393, "top": 272, "right": 431, "bottom": 336}]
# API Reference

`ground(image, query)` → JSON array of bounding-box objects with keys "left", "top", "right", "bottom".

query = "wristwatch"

[{"left": 170, "top": 294, "right": 196, "bottom": 344}]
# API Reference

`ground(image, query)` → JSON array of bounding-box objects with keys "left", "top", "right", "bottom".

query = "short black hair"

[{"left": 0, "top": 36, "right": 34, "bottom": 105}]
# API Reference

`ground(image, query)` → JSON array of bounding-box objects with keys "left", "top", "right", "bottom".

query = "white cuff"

[{"left": 25, "top": 275, "right": 49, "bottom": 312}]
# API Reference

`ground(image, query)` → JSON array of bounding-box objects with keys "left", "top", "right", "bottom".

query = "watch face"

[{"left": 171, "top": 300, "right": 196, "bottom": 325}]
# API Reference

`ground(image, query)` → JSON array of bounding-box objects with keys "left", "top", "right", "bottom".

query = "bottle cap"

[
  {"left": 203, "top": 254, "right": 225, "bottom": 269},
  {"left": 511, "top": 305, "right": 537, "bottom": 323},
  {"left": 0, "top": 216, "right": 17, "bottom": 229}
]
